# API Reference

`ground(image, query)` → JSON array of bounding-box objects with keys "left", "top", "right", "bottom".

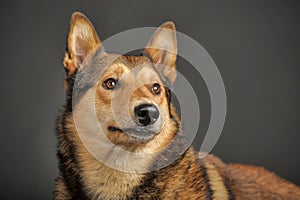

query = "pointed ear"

[
  {"left": 63, "top": 12, "right": 101, "bottom": 75},
  {"left": 145, "top": 21, "right": 177, "bottom": 84}
]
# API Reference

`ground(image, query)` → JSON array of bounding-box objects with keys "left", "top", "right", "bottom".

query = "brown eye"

[
  {"left": 103, "top": 78, "right": 117, "bottom": 90},
  {"left": 151, "top": 83, "right": 161, "bottom": 95}
]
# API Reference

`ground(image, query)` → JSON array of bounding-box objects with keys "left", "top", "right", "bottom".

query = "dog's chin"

[{"left": 107, "top": 126, "right": 158, "bottom": 143}]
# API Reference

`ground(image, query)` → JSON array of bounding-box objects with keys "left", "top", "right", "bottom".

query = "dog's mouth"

[{"left": 108, "top": 126, "right": 157, "bottom": 143}]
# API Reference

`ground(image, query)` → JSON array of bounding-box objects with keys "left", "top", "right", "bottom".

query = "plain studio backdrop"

[{"left": 0, "top": 1, "right": 299, "bottom": 199}]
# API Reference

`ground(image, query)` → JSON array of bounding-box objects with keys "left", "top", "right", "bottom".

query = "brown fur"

[{"left": 54, "top": 12, "right": 300, "bottom": 200}]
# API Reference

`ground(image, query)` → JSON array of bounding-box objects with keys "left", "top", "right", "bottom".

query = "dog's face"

[
  {"left": 64, "top": 12, "right": 178, "bottom": 151},
  {"left": 95, "top": 57, "right": 167, "bottom": 145}
]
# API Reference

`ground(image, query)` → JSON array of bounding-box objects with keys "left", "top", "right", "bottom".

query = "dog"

[{"left": 54, "top": 12, "right": 300, "bottom": 200}]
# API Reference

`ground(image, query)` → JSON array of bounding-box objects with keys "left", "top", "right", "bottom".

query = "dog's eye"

[
  {"left": 151, "top": 83, "right": 161, "bottom": 95},
  {"left": 103, "top": 78, "right": 117, "bottom": 90}
]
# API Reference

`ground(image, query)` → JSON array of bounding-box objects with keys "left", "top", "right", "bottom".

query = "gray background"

[{"left": 0, "top": 1, "right": 299, "bottom": 199}]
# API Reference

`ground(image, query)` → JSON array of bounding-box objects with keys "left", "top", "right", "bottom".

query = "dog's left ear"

[{"left": 145, "top": 22, "right": 177, "bottom": 84}]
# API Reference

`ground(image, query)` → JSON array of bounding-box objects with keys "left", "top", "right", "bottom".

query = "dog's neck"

[
  {"left": 75, "top": 137, "right": 191, "bottom": 200},
  {"left": 78, "top": 148, "right": 146, "bottom": 199}
]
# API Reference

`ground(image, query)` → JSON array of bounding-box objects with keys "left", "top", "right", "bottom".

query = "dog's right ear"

[{"left": 63, "top": 12, "right": 101, "bottom": 75}]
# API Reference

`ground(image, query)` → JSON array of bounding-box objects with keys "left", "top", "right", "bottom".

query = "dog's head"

[{"left": 63, "top": 12, "right": 179, "bottom": 152}]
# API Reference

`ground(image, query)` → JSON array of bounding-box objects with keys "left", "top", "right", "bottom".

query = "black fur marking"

[
  {"left": 223, "top": 174, "right": 235, "bottom": 200},
  {"left": 129, "top": 172, "right": 162, "bottom": 200},
  {"left": 123, "top": 49, "right": 145, "bottom": 57},
  {"left": 65, "top": 71, "right": 77, "bottom": 112},
  {"left": 130, "top": 150, "right": 188, "bottom": 199},
  {"left": 198, "top": 159, "right": 213, "bottom": 200},
  {"left": 56, "top": 113, "right": 89, "bottom": 199},
  {"left": 165, "top": 87, "right": 173, "bottom": 117}
]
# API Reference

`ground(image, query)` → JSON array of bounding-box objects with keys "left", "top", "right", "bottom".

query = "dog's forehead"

[
  {"left": 107, "top": 55, "right": 160, "bottom": 78},
  {"left": 118, "top": 55, "right": 152, "bottom": 69}
]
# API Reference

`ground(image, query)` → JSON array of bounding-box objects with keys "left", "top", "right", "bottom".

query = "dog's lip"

[
  {"left": 108, "top": 126, "right": 123, "bottom": 132},
  {"left": 107, "top": 126, "right": 157, "bottom": 142},
  {"left": 108, "top": 126, "right": 156, "bottom": 135}
]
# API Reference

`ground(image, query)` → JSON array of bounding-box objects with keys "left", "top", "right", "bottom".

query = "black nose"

[{"left": 134, "top": 104, "right": 160, "bottom": 126}]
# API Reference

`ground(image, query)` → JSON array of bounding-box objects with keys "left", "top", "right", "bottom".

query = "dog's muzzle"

[{"left": 134, "top": 104, "right": 160, "bottom": 126}]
